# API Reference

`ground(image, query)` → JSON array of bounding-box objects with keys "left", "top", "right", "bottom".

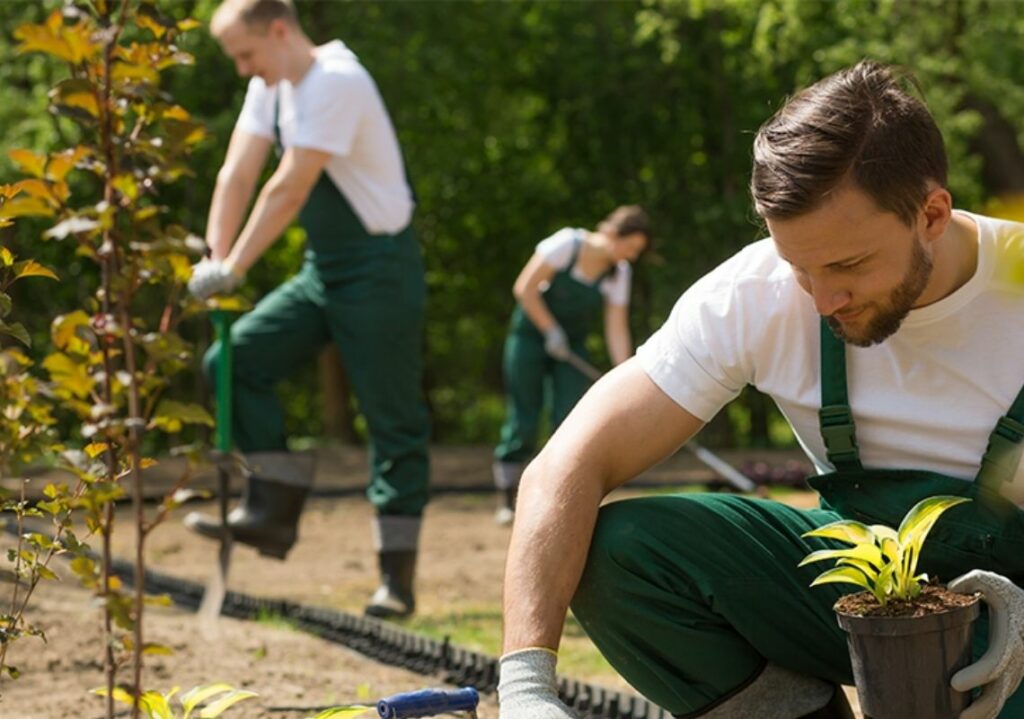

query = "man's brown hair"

[
  {"left": 211, "top": 0, "right": 299, "bottom": 35},
  {"left": 751, "top": 61, "right": 948, "bottom": 226}
]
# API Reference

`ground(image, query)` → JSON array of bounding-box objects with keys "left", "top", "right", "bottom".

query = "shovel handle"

[
  {"left": 211, "top": 310, "right": 233, "bottom": 454},
  {"left": 376, "top": 687, "right": 479, "bottom": 718}
]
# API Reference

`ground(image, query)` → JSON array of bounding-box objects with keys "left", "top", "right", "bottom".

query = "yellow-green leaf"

[
  {"left": 140, "top": 690, "right": 174, "bottom": 719},
  {"left": 60, "top": 90, "right": 100, "bottom": 118},
  {"left": 137, "top": 12, "right": 167, "bottom": 39},
  {"left": 8, "top": 149, "right": 47, "bottom": 178},
  {"left": 151, "top": 400, "right": 214, "bottom": 433},
  {"left": 84, "top": 442, "right": 108, "bottom": 458},
  {"left": 13, "top": 259, "right": 58, "bottom": 282},
  {"left": 42, "top": 352, "right": 94, "bottom": 399},
  {"left": 798, "top": 543, "right": 884, "bottom": 570},
  {"left": 91, "top": 686, "right": 136, "bottom": 706},
  {"left": 897, "top": 495, "right": 971, "bottom": 562},
  {"left": 0, "top": 197, "right": 55, "bottom": 219},
  {"left": 51, "top": 310, "right": 91, "bottom": 352},
  {"left": 197, "top": 690, "right": 258, "bottom": 718},
  {"left": 802, "top": 519, "right": 875, "bottom": 546},
  {"left": 309, "top": 708, "right": 375, "bottom": 719},
  {"left": 181, "top": 683, "right": 234, "bottom": 716},
  {"left": 0, "top": 247, "right": 12, "bottom": 267},
  {"left": 47, "top": 147, "right": 89, "bottom": 182},
  {"left": 837, "top": 558, "right": 880, "bottom": 582},
  {"left": 12, "top": 179, "right": 56, "bottom": 204},
  {"left": 809, "top": 565, "right": 874, "bottom": 592},
  {"left": 142, "top": 642, "right": 174, "bottom": 656},
  {"left": 113, "top": 174, "right": 139, "bottom": 201}
]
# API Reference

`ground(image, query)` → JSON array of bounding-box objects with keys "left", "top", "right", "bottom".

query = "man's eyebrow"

[{"left": 825, "top": 252, "right": 872, "bottom": 268}]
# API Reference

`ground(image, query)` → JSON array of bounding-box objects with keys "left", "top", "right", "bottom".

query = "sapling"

[
  {"left": 92, "top": 682, "right": 257, "bottom": 719},
  {"left": 799, "top": 495, "right": 971, "bottom": 605}
]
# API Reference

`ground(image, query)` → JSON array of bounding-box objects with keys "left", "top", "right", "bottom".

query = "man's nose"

[{"left": 808, "top": 278, "right": 852, "bottom": 316}]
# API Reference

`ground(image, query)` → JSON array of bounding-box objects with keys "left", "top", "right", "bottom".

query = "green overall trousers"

[
  {"left": 203, "top": 173, "right": 431, "bottom": 516},
  {"left": 571, "top": 320, "right": 1024, "bottom": 717},
  {"left": 494, "top": 235, "right": 608, "bottom": 465}
]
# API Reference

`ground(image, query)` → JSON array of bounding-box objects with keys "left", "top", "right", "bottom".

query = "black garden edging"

[{"left": 106, "top": 558, "right": 669, "bottom": 719}]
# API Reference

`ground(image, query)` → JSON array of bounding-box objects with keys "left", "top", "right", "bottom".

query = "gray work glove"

[
  {"left": 498, "top": 648, "right": 579, "bottom": 719},
  {"left": 543, "top": 325, "right": 571, "bottom": 361},
  {"left": 188, "top": 259, "right": 243, "bottom": 300},
  {"left": 949, "top": 570, "right": 1024, "bottom": 719}
]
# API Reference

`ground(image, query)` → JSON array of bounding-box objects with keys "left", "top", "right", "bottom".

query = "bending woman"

[{"left": 492, "top": 205, "right": 651, "bottom": 524}]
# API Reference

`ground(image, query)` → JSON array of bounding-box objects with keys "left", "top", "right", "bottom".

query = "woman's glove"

[
  {"left": 498, "top": 648, "right": 579, "bottom": 719},
  {"left": 188, "top": 259, "right": 243, "bottom": 300},
  {"left": 949, "top": 570, "right": 1024, "bottom": 719},
  {"left": 543, "top": 325, "right": 570, "bottom": 361}
]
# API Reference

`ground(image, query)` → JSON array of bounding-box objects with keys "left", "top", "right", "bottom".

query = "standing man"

[
  {"left": 498, "top": 62, "right": 1024, "bottom": 718},
  {"left": 184, "top": 0, "right": 430, "bottom": 619}
]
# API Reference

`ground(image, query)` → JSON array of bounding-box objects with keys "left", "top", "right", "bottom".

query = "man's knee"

[{"left": 573, "top": 498, "right": 670, "bottom": 616}]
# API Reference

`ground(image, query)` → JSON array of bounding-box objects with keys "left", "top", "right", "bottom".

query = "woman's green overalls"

[
  {"left": 571, "top": 320, "right": 1024, "bottom": 717},
  {"left": 494, "top": 233, "right": 609, "bottom": 467},
  {"left": 203, "top": 171, "right": 431, "bottom": 516}
]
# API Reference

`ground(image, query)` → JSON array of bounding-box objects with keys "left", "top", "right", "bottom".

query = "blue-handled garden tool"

[
  {"left": 198, "top": 309, "right": 234, "bottom": 631},
  {"left": 320, "top": 687, "right": 480, "bottom": 719}
]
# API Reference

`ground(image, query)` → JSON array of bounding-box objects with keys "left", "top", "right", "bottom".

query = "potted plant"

[{"left": 800, "top": 496, "right": 981, "bottom": 719}]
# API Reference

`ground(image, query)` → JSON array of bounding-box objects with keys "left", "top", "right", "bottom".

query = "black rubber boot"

[
  {"left": 184, "top": 476, "right": 309, "bottom": 559},
  {"left": 799, "top": 686, "right": 855, "bottom": 719},
  {"left": 364, "top": 549, "right": 416, "bottom": 619}
]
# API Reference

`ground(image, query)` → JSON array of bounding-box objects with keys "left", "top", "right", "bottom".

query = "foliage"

[
  {"left": 0, "top": 243, "right": 68, "bottom": 681},
  {"left": 1, "top": 1, "right": 218, "bottom": 716},
  {"left": 800, "top": 495, "right": 971, "bottom": 605},
  {"left": 2, "top": 1, "right": 1023, "bottom": 446},
  {"left": 92, "top": 682, "right": 257, "bottom": 719}
]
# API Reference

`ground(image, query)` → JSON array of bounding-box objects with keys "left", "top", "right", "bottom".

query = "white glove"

[
  {"left": 498, "top": 648, "right": 579, "bottom": 719},
  {"left": 188, "top": 259, "right": 243, "bottom": 300},
  {"left": 949, "top": 570, "right": 1024, "bottom": 719},
  {"left": 543, "top": 325, "right": 570, "bottom": 361}
]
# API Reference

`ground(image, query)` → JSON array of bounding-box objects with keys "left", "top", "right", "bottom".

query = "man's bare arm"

[
  {"left": 206, "top": 129, "right": 273, "bottom": 260},
  {"left": 225, "top": 145, "right": 331, "bottom": 274},
  {"left": 502, "top": 358, "right": 704, "bottom": 652}
]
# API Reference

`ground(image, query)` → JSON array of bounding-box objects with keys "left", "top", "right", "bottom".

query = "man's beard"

[{"left": 826, "top": 238, "right": 933, "bottom": 347}]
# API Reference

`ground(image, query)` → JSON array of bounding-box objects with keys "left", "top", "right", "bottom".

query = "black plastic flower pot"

[{"left": 835, "top": 596, "right": 980, "bottom": 719}]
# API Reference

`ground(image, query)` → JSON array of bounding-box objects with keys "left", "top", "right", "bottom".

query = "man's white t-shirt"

[
  {"left": 235, "top": 40, "right": 413, "bottom": 235},
  {"left": 637, "top": 212, "right": 1024, "bottom": 502},
  {"left": 536, "top": 228, "right": 632, "bottom": 306}
]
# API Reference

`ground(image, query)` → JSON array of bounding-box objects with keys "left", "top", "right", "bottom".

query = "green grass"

[{"left": 400, "top": 604, "right": 621, "bottom": 685}]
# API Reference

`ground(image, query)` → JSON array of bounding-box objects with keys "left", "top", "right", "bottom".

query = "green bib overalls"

[
  {"left": 495, "top": 234, "right": 609, "bottom": 465},
  {"left": 571, "top": 320, "right": 1024, "bottom": 717},
  {"left": 203, "top": 171, "right": 431, "bottom": 516}
]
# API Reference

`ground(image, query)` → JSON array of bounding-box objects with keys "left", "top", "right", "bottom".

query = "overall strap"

[
  {"left": 976, "top": 384, "right": 1024, "bottom": 491},
  {"left": 818, "top": 318, "right": 863, "bottom": 471},
  {"left": 566, "top": 231, "right": 583, "bottom": 270},
  {"left": 272, "top": 90, "right": 283, "bottom": 157}
]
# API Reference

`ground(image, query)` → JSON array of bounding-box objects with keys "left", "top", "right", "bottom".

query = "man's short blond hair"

[{"left": 211, "top": 0, "right": 299, "bottom": 36}]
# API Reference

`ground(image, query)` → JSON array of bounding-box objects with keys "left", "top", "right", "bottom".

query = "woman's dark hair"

[{"left": 599, "top": 205, "right": 653, "bottom": 253}]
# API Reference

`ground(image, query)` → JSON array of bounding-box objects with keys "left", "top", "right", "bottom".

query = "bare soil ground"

[{"left": 0, "top": 446, "right": 860, "bottom": 718}]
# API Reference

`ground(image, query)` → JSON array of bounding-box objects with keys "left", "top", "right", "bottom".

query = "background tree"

[{"left": 2, "top": 0, "right": 1021, "bottom": 451}]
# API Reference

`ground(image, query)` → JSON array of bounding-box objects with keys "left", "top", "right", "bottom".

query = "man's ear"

[
  {"left": 920, "top": 185, "right": 953, "bottom": 243},
  {"left": 268, "top": 17, "right": 290, "bottom": 40}
]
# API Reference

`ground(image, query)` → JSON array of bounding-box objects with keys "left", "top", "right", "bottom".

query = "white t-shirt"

[
  {"left": 536, "top": 228, "right": 632, "bottom": 306},
  {"left": 236, "top": 40, "right": 414, "bottom": 234},
  {"left": 638, "top": 212, "right": 1024, "bottom": 502}
]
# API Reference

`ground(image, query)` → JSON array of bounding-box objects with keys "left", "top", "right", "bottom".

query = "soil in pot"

[{"left": 835, "top": 585, "right": 981, "bottom": 719}]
